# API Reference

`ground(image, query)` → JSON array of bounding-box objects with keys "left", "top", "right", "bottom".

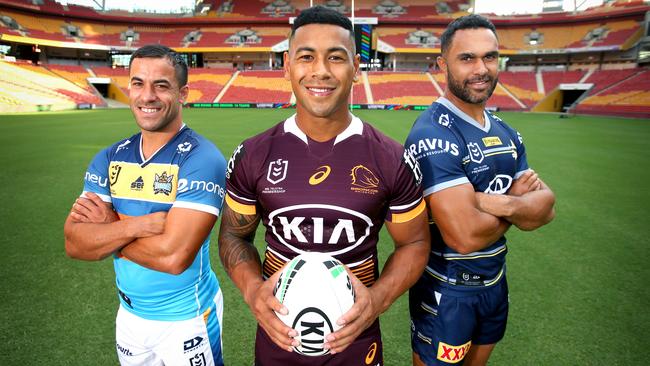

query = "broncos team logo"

[{"left": 350, "top": 165, "right": 379, "bottom": 189}]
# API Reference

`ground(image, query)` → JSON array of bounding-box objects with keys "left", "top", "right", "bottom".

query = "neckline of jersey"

[
  {"left": 436, "top": 97, "right": 491, "bottom": 133},
  {"left": 283, "top": 114, "right": 364, "bottom": 145},
  {"left": 138, "top": 123, "right": 187, "bottom": 166}
]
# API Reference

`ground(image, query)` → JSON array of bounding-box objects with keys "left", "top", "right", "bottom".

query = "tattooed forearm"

[{"left": 218, "top": 204, "right": 262, "bottom": 276}]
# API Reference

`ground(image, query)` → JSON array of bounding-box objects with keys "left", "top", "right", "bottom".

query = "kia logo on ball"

[{"left": 292, "top": 307, "right": 334, "bottom": 356}]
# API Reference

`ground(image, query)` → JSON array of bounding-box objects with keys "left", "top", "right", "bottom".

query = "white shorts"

[{"left": 115, "top": 290, "right": 224, "bottom": 366}]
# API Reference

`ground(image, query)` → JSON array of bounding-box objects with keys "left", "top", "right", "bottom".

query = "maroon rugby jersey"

[{"left": 226, "top": 115, "right": 425, "bottom": 286}]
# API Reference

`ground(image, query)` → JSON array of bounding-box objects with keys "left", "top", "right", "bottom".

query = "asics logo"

[{"left": 309, "top": 165, "right": 331, "bottom": 185}]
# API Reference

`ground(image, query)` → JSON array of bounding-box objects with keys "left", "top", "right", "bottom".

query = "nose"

[
  {"left": 311, "top": 56, "right": 331, "bottom": 79},
  {"left": 474, "top": 58, "right": 489, "bottom": 76},
  {"left": 140, "top": 83, "right": 157, "bottom": 102}
]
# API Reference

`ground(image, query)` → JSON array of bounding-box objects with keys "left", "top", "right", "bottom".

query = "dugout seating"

[
  {"left": 0, "top": 61, "right": 101, "bottom": 112},
  {"left": 542, "top": 70, "right": 585, "bottom": 93},
  {"left": 219, "top": 70, "right": 291, "bottom": 103},
  {"left": 368, "top": 72, "right": 439, "bottom": 105},
  {"left": 187, "top": 68, "right": 233, "bottom": 103},
  {"left": 499, "top": 71, "right": 543, "bottom": 107}
]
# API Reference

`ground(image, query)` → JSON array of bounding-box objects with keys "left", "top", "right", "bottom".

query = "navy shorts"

[
  {"left": 254, "top": 319, "right": 383, "bottom": 366},
  {"left": 409, "top": 277, "right": 508, "bottom": 365}
]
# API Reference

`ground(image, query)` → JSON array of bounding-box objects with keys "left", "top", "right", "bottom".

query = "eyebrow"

[
  {"left": 458, "top": 50, "right": 499, "bottom": 59},
  {"left": 129, "top": 76, "right": 171, "bottom": 85},
  {"left": 294, "top": 46, "right": 350, "bottom": 54}
]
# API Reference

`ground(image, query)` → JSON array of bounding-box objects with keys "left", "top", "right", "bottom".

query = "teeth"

[
  {"left": 141, "top": 107, "right": 158, "bottom": 113},
  {"left": 308, "top": 88, "right": 331, "bottom": 93}
]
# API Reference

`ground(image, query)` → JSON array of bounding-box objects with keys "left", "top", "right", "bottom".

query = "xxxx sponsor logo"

[{"left": 437, "top": 340, "right": 471, "bottom": 364}]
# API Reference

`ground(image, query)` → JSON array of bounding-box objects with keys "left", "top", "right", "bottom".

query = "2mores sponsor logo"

[
  {"left": 268, "top": 204, "right": 373, "bottom": 256},
  {"left": 177, "top": 178, "right": 225, "bottom": 198},
  {"left": 437, "top": 340, "right": 471, "bottom": 364}
]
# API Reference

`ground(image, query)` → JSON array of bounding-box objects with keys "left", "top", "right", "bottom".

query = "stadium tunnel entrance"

[{"left": 532, "top": 83, "right": 592, "bottom": 113}]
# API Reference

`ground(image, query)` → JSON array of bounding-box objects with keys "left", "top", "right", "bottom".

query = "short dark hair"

[
  {"left": 129, "top": 44, "right": 188, "bottom": 87},
  {"left": 440, "top": 14, "right": 497, "bottom": 54},
  {"left": 290, "top": 5, "right": 355, "bottom": 49}
]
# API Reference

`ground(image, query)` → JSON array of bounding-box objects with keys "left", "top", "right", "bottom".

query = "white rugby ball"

[{"left": 273, "top": 252, "right": 355, "bottom": 356}]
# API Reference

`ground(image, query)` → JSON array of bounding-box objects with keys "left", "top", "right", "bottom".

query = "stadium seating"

[
  {"left": 219, "top": 70, "right": 291, "bottom": 103},
  {"left": 0, "top": 61, "right": 102, "bottom": 112},
  {"left": 499, "top": 71, "right": 542, "bottom": 107},
  {"left": 582, "top": 68, "right": 638, "bottom": 95},
  {"left": 91, "top": 66, "right": 130, "bottom": 95},
  {"left": 368, "top": 72, "right": 439, "bottom": 105},
  {"left": 542, "top": 70, "right": 585, "bottom": 93},
  {"left": 351, "top": 81, "right": 367, "bottom": 105},
  {"left": 187, "top": 68, "right": 233, "bottom": 103},
  {"left": 575, "top": 69, "right": 650, "bottom": 118}
]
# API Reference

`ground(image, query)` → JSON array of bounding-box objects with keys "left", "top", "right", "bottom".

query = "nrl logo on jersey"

[
  {"left": 267, "top": 159, "right": 288, "bottom": 184},
  {"left": 153, "top": 171, "right": 174, "bottom": 195},
  {"left": 110, "top": 164, "right": 122, "bottom": 186},
  {"left": 350, "top": 165, "right": 379, "bottom": 194},
  {"left": 467, "top": 142, "right": 485, "bottom": 164}
]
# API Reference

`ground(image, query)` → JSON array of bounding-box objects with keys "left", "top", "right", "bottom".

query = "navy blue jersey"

[{"left": 405, "top": 98, "right": 529, "bottom": 292}]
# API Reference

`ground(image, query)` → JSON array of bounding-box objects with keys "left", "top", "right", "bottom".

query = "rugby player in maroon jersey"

[{"left": 218, "top": 5, "right": 430, "bottom": 366}]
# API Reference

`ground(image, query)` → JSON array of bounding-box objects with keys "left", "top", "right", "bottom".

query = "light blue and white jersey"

[
  {"left": 82, "top": 125, "right": 226, "bottom": 320},
  {"left": 405, "top": 97, "right": 529, "bottom": 292}
]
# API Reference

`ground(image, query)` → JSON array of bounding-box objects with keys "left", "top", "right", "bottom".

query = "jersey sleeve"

[
  {"left": 405, "top": 122, "right": 468, "bottom": 197},
  {"left": 512, "top": 129, "right": 530, "bottom": 179},
  {"left": 224, "top": 142, "right": 258, "bottom": 216},
  {"left": 385, "top": 148, "right": 426, "bottom": 223},
  {"left": 82, "top": 147, "right": 112, "bottom": 203},
  {"left": 172, "top": 144, "right": 227, "bottom": 217}
]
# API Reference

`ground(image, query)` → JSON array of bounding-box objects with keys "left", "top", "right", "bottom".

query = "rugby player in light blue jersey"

[
  {"left": 405, "top": 15, "right": 556, "bottom": 366},
  {"left": 64, "top": 44, "right": 226, "bottom": 366}
]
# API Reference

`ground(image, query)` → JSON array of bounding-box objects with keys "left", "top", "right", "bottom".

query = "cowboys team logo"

[
  {"left": 110, "top": 164, "right": 122, "bottom": 186},
  {"left": 350, "top": 165, "right": 379, "bottom": 194},
  {"left": 153, "top": 171, "right": 174, "bottom": 195},
  {"left": 467, "top": 142, "right": 485, "bottom": 164},
  {"left": 438, "top": 113, "right": 450, "bottom": 127},
  {"left": 267, "top": 159, "right": 288, "bottom": 184},
  {"left": 484, "top": 174, "right": 513, "bottom": 194}
]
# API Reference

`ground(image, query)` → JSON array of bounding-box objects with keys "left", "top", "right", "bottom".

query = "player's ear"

[
  {"left": 179, "top": 84, "right": 189, "bottom": 103},
  {"left": 283, "top": 51, "right": 290, "bottom": 81},
  {"left": 353, "top": 53, "right": 360, "bottom": 80},
  {"left": 437, "top": 55, "right": 447, "bottom": 73}
]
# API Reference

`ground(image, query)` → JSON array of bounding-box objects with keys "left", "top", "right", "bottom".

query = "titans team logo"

[
  {"left": 267, "top": 159, "right": 288, "bottom": 184},
  {"left": 153, "top": 171, "right": 174, "bottom": 195},
  {"left": 467, "top": 142, "right": 485, "bottom": 164}
]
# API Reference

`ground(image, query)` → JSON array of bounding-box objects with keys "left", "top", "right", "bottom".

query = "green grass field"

[{"left": 0, "top": 108, "right": 648, "bottom": 365}]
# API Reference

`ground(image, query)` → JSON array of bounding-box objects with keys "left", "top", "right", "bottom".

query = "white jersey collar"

[
  {"left": 436, "top": 97, "right": 491, "bottom": 133},
  {"left": 283, "top": 114, "right": 363, "bottom": 145},
  {"left": 139, "top": 122, "right": 187, "bottom": 165}
]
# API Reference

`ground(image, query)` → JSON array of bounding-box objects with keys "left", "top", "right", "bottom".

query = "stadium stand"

[
  {"left": 575, "top": 69, "right": 650, "bottom": 118},
  {"left": 368, "top": 72, "right": 439, "bottom": 105},
  {"left": 219, "top": 70, "right": 291, "bottom": 103},
  {"left": 91, "top": 66, "right": 130, "bottom": 95},
  {"left": 542, "top": 70, "right": 585, "bottom": 93},
  {"left": 0, "top": 60, "right": 102, "bottom": 112},
  {"left": 499, "top": 71, "right": 543, "bottom": 107},
  {"left": 187, "top": 68, "right": 233, "bottom": 103}
]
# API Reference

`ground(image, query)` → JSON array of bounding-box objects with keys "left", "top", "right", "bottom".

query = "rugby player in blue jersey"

[
  {"left": 64, "top": 45, "right": 227, "bottom": 366},
  {"left": 218, "top": 6, "right": 430, "bottom": 366},
  {"left": 405, "top": 15, "right": 556, "bottom": 366}
]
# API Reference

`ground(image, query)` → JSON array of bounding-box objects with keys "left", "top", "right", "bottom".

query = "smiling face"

[
  {"left": 128, "top": 57, "right": 188, "bottom": 133},
  {"left": 438, "top": 27, "right": 499, "bottom": 106},
  {"left": 284, "top": 23, "right": 359, "bottom": 122}
]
